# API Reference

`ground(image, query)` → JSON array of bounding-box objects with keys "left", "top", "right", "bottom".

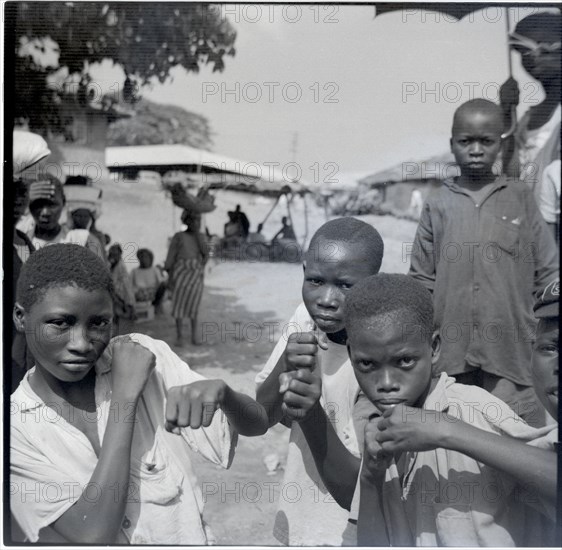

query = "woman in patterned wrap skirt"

[{"left": 164, "top": 210, "right": 208, "bottom": 346}]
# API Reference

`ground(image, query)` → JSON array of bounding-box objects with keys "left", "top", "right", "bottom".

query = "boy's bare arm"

[
  {"left": 408, "top": 203, "right": 436, "bottom": 293},
  {"left": 377, "top": 404, "right": 557, "bottom": 505},
  {"left": 256, "top": 354, "right": 287, "bottom": 428},
  {"left": 357, "top": 422, "right": 391, "bottom": 546},
  {"left": 165, "top": 379, "right": 269, "bottom": 437},
  {"left": 299, "top": 400, "right": 361, "bottom": 510},
  {"left": 50, "top": 341, "right": 156, "bottom": 543}
]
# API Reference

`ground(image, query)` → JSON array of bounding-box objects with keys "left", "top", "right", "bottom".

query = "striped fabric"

[{"left": 170, "top": 258, "right": 204, "bottom": 319}]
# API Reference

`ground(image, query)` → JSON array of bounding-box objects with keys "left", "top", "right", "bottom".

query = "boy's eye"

[
  {"left": 339, "top": 282, "right": 353, "bottom": 290},
  {"left": 47, "top": 319, "right": 70, "bottom": 329},
  {"left": 398, "top": 357, "right": 416, "bottom": 368},
  {"left": 90, "top": 318, "right": 111, "bottom": 329},
  {"left": 537, "top": 344, "right": 558, "bottom": 354},
  {"left": 355, "top": 360, "right": 374, "bottom": 372},
  {"left": 306, "top": 278, "right": 322, "bottom": 286}
]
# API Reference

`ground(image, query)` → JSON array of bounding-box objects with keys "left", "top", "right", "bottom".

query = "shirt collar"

[
  {"left": 422, "top": 372, "right": 453, "bottom": 413},
  {"left": 444, "top": 174, "right": 508, "bottom": 195}
]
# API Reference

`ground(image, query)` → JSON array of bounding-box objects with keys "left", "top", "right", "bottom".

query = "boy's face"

[
  {"left": 14, "top": 193, "right": 28, "bottom": 226},
  {"left": 532, "top": 317, "right": 558, "bottom": 419},
  {"left": 302, "top": 238, "right": 379, "bottom": 334},
  {"left": 71, "top": 209, "right": 92, "bottom": 230},
  {"left": 29, "top": 193, "right": 64, "bottom": 231},
  {"left": 347, "top": 314, "right": 439, "bottom": 413},
  {"left": 14, "top": 285, "right": 113, "bottom": 383},
  {"left": 138, "top": 251, "right": 152, "bottom": 269},
  {"left": 450, "top": 111, "right": 502, "bottom": 177},
  {"left": 108, "top": 247, "right": 121, "bottom": 267}
]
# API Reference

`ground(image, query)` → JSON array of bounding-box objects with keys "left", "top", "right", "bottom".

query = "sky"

[{"left": 87, "top": 3, "right": 556, "bottom": 185}]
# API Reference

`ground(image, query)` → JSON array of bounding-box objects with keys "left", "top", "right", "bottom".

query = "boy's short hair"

[
  {"left": 137, "top": 248, "right": 154, "bottom": 263},
  {"left": 17, "top": 244, "right": 113, "bottom": 310},
  {"left": 344, "top": 273, "right": 433, "bottom": 341},
  {"left": 452, "top": 98, "right": 504, "bottom": 134},
  {"left": 515, "top": 13, "right": 561, "bottom": 43},
  {"left": 108, "top": 243, "right": 123, "bottom": 255},
  {"left": 534, "top": 279, "right": 559, "bottom": 319},
  {"left": 308, "top": 217, "right": 384, "bottom": 272}
]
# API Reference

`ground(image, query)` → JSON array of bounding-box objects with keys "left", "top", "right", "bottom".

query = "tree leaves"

[
  {"left": 106, "top": 98, "right": 213, "bottom": 150},
  {"left": 12, "top": 2, "right": 236, "bottom": 132}
]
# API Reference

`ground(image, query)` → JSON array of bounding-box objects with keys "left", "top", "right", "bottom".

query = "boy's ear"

[
  {"left": 430, "top": 329, "right": 441, "bottom": 365},
  {"left": 13, "top": 303, "right": 26, "bottom": 333},
  {"left": 302, "top": 261, "right": 306, "bottom": 274},
  {"left": 449, "top": 137, "right": 453, "bottom": 153}
]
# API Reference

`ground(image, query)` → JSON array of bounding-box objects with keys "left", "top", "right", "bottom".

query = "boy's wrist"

[{"left": 436, "top": 413, "right": 459, "bottom": 450}]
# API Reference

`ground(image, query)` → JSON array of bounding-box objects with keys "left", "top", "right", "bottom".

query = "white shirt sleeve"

[
  {"left": 10, "top": 427, "right": 82, "bottom": 542},
  {"left": 538, "top": 160, "right": 561, "bottom": 223},
  {"left": 255, "top": 303, "right": 313, "bottom": 388},
  {"left": 107, "top": 334, "right": 237, "bottom": 469}
]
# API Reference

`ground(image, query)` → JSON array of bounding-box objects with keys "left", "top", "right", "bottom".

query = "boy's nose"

[
  {"left": 378, "top": 369, "right": 399, "bottom": 392},
  {"left": 317, "top": 287, "right": 339, "bottom": 309},
  {"left": 469, "top": 142, "right": 483, "bottom": 155},
  {"left": 68, "top": 326, "right": 93, "bottom": 353}
]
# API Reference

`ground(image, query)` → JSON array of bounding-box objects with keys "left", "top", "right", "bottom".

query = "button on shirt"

[
  {"left": 409, "top": 176, "right": 559, "bottom": 385},
  {"left": 10, "top": 334, "right": 236, "bottom": 544}
]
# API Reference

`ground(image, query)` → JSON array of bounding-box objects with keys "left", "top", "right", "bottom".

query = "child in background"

[
  {"left": 409, "top": 98, "right": 558, "bottom": 426},
  {"left": 108, "top": 243, "right": 136, "bottom": 335},
  {"left": 23, "top": 175, "right": 104, "bottom": 259},
  {"left": 10, "top": 244, "right": 268, "bottom": 544},
  {"left": 256, "top": 217, "right": 384, "bottom": 546},
  {"left": 131, "top": 248, "right": 167, "bottom": 312},
  {"left": 344, "top": 273, "right": 554, "bottom": 547}
]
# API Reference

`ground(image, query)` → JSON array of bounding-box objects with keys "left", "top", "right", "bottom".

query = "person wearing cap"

[{"left": 24, "top": 174, "right": 104, "bottom": 259}]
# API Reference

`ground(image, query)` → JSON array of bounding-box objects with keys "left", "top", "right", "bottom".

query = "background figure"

[
  {"left": 408, "top": 187, "right": 424, "bottom": 220},
  {"left": 12, "top": 178, "right": 35, "bottom": 392},
  {"left": 131, "top": 248, "right": 167, "bottom": 313},
  {"left": 69, "top": 207, "right": 107, "bottom": 261},
  {"left": 223, "top": 211, "right": 245, "bottom": 250},
  {"left": 165, "top": 210, "right": 209, "bottom": 346},
  {"left": 23, "top": 175, "right": 105, "bottom": 259},
  {"left": 233, "top": 204, "right": 250, "bottom": 238},
  {"left": 271, "top": 216, "right": 301, "bottom": 261},
  {"left": 272, "top": 216, "right": 296, "bottom": 241},
  {"left": 501, "top": 13, "right": 560, "bottom": 204},
  {"left": 107, "top": 243, "right": 136, "bottom": 335}
]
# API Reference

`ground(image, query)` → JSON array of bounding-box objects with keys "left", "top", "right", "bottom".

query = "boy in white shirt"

[{"left": 255, "top": 217, "right": 384, "bottom": 545}]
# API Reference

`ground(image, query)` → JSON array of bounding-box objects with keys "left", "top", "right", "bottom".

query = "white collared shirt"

[
  {"left": 255, "top": 303, "right": 361, "bottom": 546},
  {"left": 10, "top": 334, "right": 236, "bottom": 544}
]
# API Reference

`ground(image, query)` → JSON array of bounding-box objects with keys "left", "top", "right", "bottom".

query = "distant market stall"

[
  {"left": 105, "top": 144, "right": 313, "bottom": 260},
  {"left": 105, "top": 144, "right": 309, "bottom": 197}
]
